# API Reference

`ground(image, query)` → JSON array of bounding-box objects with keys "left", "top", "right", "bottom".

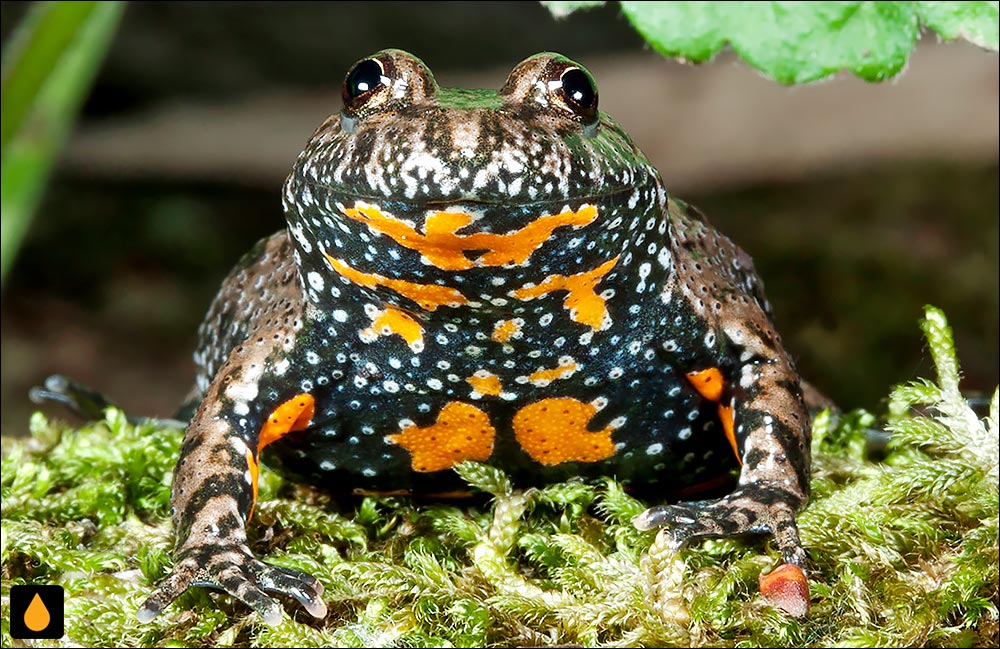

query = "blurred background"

[{"left": 1, "top": 1, "right": 997, "bottom": 436}]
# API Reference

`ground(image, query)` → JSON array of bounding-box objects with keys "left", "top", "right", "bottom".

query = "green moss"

[{"left": 2, "top": 306, "right": 997, "bottom": 647}]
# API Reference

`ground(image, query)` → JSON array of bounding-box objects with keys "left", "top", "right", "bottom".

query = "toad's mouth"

[{"left": 302, "top": 178, "right": 652, "bottom": 210}]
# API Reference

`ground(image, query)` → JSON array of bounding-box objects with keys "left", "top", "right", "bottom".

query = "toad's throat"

[{"left": 339, "top": 201, "right": 599, "bottom": 271}]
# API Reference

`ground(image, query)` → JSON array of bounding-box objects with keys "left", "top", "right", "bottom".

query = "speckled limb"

[
  {"left": 634, "top": 318, "right": 811, "bottom": 569},
  {"left": 137, "top": 332, "right": 327, "bottom": 624},
  {"left": 138, "top": 233, "right": 328, "bottom": 624},
  {"left": 634, "top": 200, "right": 811, "bottom": 568}
]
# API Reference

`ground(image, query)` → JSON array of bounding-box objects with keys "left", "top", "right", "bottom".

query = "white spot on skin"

[
  {"left": 307, "top": 271, "right": 325, "bottom": 292},
  {"left": 231, "top": 437, "right": 250, "bottom": 456},
  {"left": 225, "top": 380, "right": 258, "bottom": 404},
  {"left": 636, "top": 262, "right": 651, "bottom": 293}
]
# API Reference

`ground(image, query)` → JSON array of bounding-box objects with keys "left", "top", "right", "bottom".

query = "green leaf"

[
  {"left": 619, "top": 1, "right": 730, "bottom": 62},
  {"left": 0, "top": 1, "right": 124, "bottom": 287},
  {"left": 544, "top": 1, "right": 1000, "bottom": 84},
  {"left": 916, "top": 0, "right": 1000, "bottom": 50},
  {"left": 621, "top": 1, "right": 918, "bottom": 84}
]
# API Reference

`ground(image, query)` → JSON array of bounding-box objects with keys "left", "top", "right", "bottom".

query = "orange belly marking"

[
  {"left": 512, "top": 397, "right": 616, "bottom": 465},
  {"left": 526, "top": 359, "right": 578, "bottom": 386},
  {"left": 387, "top": 402, "right": 496, "bottom": 472},
  {"left": 467, "top": 371, "right": 503, "bottom": 397},
  {"left": 511, "top": 257, "right": 619, "bottom": 332},
  {"left": 491, "top": 318, "right": 523, "bottom": 343},
  {"left": 360, "top": 305, "right": 424, "bottom": 352},
  {"left": 324, "top": 254, "right": 468, "bottom": 311}
]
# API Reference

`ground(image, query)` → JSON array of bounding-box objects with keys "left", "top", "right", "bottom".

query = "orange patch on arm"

[
  {"left": 244, "top": 446, "right": 260, "bottom": 521},
  {"left": 717, "top": 402, "right": 740, "bottom": 464},
  {"left": 386, "top": 402, "right": 496, "bottom": 472},
  {"left": 511, "top": 257, "right": 618, "bottom": 331},
  {"left": 686, "top": 368, "right": 741, "bottom": 464},
  {"left": 361, "top": 305, "right": 424, "bottom": 351},
  {"left": 686, "top": 368, "right": 724, "bottom": 402},
  {"left": 513, "top": 397, "right": 616, "bottom": 465},
  {"left": 247, "top": 393, "right": 314, "bottom": 520},
  {"left": 259, "top": 393, "right": 316, "bottom": 450},
  {"left": 325, "top": 255, "right": 468, "bottom": 311}
]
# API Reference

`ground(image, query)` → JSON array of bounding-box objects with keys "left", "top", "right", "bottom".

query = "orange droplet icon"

[{"left": 25, "top": 592, "right": 51, "bottom": 632}]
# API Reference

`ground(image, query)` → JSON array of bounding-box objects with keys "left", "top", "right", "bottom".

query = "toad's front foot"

[
  {"left": 29, "top": 374, "right": 118, "bottom": 421},
  {"left": 137, "top": 540, "right": 327, "bottom": 625},
  {"left": 29, "top": 374, "right": 188, "bottom": 427},
  {"left": 633, "top": 486, "right": 810, "bottom": 616}
]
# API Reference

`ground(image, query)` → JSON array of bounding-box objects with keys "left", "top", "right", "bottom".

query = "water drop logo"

[
  {"left": 10, "top": 585, "right": 64, "bottom": 639},
  {"left": 25, "top": 593, "right": 51, "bottom": 631}
]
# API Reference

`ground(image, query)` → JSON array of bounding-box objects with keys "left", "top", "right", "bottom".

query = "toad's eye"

[
  {"left": 553, "top": 66, "right": 598, "bottom": 123},
  {"left": 343, "top": 58, "right": 388, "bottom": 107}
]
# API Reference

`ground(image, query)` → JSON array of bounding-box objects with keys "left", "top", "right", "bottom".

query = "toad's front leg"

[
  {"left": 137, "top": 336, "right": 327, "bottom": 625},
  {"left": 635, "top": 319, "right": 812, "bottom": 615}
]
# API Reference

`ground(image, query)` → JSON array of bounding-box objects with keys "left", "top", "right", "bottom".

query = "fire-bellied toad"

[{"left": 134, "top": 49, "right": 812, "bottom": 623}]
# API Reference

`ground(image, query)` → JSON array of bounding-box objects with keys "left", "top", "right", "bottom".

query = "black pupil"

[
  {"left": 346, "top": 59, "right": 384, "bottom": 99},
  {"left": 560, "top": 68, "right": 596, "bottom": 110}
]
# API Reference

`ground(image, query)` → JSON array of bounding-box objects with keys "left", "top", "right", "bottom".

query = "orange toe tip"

[{"left": 759, "top": 562, "right": 810, "bottom": 617}]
